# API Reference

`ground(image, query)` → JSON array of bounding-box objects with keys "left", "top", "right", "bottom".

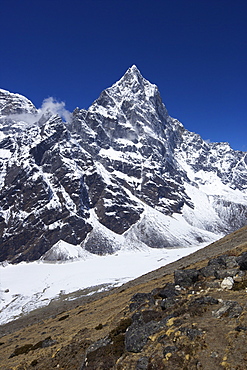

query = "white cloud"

[
  {"left": 7, "top": 97, "right": 71, "bottom": 126},
  {"left": 38, "top": 97, "right": 71, "bottom": 122},
  {"left": 7, "top": 112, "right": 38, "bottom": 125}
]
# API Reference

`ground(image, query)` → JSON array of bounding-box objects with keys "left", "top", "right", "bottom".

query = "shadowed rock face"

[{"left": 0, "top": 67, "right": 247, "bottom": 262}]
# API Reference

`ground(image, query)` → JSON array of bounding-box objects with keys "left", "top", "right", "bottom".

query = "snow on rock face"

[
  {"left": 41, "top": 240, "right": 92, "bottom": 261},
  {"left": 0, "top": 89, "right": 37, "bottom": 116},
  {"left": 87, "top": 65, "right": 170, "bottom": 145},
  {"left": 0, "top": 65, "right": 247, "bottom": 263}
]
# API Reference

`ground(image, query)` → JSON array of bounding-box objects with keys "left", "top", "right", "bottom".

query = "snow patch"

[
  {"left": 0, "top": 244, "right": 203, "bottom": 325},
  {"left": 41, "top": 240, "right": 92, "bottom": 261},
  {"left": 0, "top": 148, "right": 12, "bottom": 159}
]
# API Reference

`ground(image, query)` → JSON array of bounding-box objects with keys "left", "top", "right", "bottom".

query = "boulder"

[
  {"left": 237, "top": 252, "right": 247, "bottom": 270},
  {"left": 215, "top": 269, "right": 239, "bottom": 279},
  {"left": 190, "top": 296, "right": 219, "bottom": 306},
  {"left": 160, "top": 297, "right": 179, "bottom": 311},
  {"left": 174, "top": 269, "right": 200, "bottom": 288},
  {"left": 225, "top": 256, "right": 239, "bottom": 269},
  {"left": 158, "top": 282, "right": 178, "bottom": 298},
  {"left": 213, "top": 300, "right": 243, "bottom": 318},
  {"left": 129, "top": 292, "right": 154, "bottom": 312},
  {"left": 125, "top": 320, "right": 159, "bottom": 353},
  {"left": 199, "top": 264, "right": 220, "bottom": 278},
  {"left": 221, "top": 277, "right": 234, "bottom": 290},
  {"left": 208, "top": 255, "right": 227, "bottom": 266}
]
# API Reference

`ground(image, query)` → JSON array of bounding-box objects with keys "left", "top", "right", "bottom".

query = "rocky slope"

[
  {"left": 1, "top": 66, "right": 247, "bottom": 262},
  {"left": 1, "top": 225, "right": 247, "bottom": 369}
]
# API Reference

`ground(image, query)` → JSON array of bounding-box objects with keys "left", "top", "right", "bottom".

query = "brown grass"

[{"left": 0, "top": 225, "right": 247, "bottom": 369}]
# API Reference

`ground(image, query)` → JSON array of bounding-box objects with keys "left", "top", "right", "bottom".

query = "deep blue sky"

[{"left": 1, "top": 0, "right": 246, "bottom": 150}]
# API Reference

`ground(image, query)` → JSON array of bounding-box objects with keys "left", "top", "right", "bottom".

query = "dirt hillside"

[{"left": 1, "top": 225, "right": 247, "bottom": 369}]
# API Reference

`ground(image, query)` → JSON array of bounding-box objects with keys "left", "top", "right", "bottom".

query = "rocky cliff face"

[{"left": 0, "top": 66, "right": 247, "bottom": 262}]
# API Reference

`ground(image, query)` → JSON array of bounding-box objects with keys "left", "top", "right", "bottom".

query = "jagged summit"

[
  {"left": 87, "top": 65, "right": 169, "bottom": 147},
  {"left": 119, "top": 64, "right": 144, "bottom": 83},
  {"left": 88, "top": 65, "right": 159, "bottom": 116},
  {"left": 113, "top": 65, "right": 158, "bottom": 100},
  {"left": 0, "top": 68, "right": 247, "bottom": 263},
  {"left": 127, "top": 64, "right": 140, "bottom": 74},
  {"left": 89, "top": 65, "right": 159, "bottom": 104},
  {"left": 122, "top": 64, "right": 142, "bottom": 78}
]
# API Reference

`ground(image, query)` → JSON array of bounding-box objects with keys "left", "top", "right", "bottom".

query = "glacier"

[{"left": 0, "top": 243, "right": 203, "bottom": 325}]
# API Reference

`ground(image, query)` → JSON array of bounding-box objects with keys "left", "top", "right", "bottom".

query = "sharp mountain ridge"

[{"left": 0, "top": 65, "right": 247, "bottom": 263}]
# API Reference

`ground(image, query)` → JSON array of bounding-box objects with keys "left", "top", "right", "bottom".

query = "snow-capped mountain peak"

[
  {"left": 0, "top": 67, "right": 247, "bottom": 264},
  {"left": 115, "top": 64, "right": 157, "bottom": 98},
  {"left": 87, "top": 65, "right": 170, "bottom": 153},
  {"left": 113, "top": 65, "right": 162, "bottom": 110}
]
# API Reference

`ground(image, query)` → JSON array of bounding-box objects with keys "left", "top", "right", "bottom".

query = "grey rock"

[
  {"left": 200, "top": 264, "right": 223, "bottom": 278},
  {"left": 237, "top": 252, "right": 247, "bottom": 270},
  {"left": 158, "top": 283, "right": 178, "bottom": 299},
  {"left": 125, "top": 320, "right": 159, "bottom": 353},
  {"left": 208, "top": 255, "right": 227, "bottom": 266},
  {"left": 136, "top": 356, "right": 149, "bottom": 370},
  {"left": 235, "top": 326, "right": 247, "bottom": 332},
  {"left": 225, "top": 256, "right": 239, "bottom": 269},
  {"left": 215, "top": 268, "right": 240, "bottom": 279},
  {"left": 86, "top": 337, "right": 111, "bottom": 354},
  {"left": 174, "top": 269, "right": 200, "bottom": 288},
  {"left": 80, "top": 336, "right": 112, "bottom": 370},
  {"left": 180, "top": 327, "right": 203, "bottom": 340},
  {"left": 190, "top": 296, "right": 219, "bottom": 306},
  {"left": 129, "top": 293, "right": 154, "bottom": 312},
  {"left": 212, "top": 300, "right": 243, "bottom": 318},
  {"left": 161, "top": 297, "right": 179, "bottom": 311},
  {"left": 200, "top": 255, "right": 239, "bottom": 279}
]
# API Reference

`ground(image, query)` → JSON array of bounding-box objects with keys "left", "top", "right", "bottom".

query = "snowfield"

[{"left": 0, "top": 244, "right": 205, "bottom": 325}]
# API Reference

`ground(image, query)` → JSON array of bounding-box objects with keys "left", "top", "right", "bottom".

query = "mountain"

[{"left": 0, "top": 66, "right": 247, "bottom": 263}]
